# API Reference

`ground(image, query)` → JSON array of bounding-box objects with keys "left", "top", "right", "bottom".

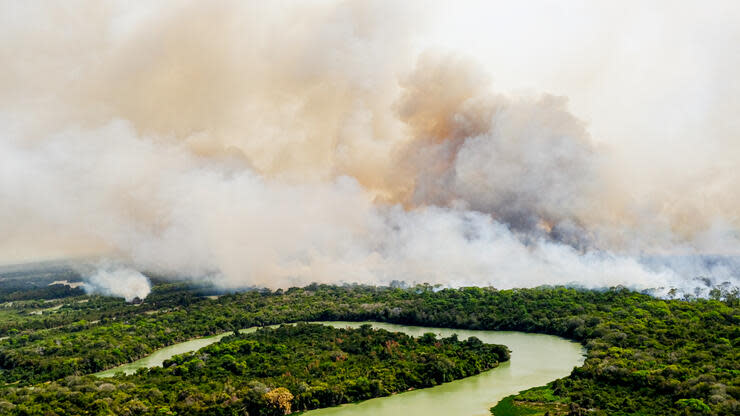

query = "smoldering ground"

[{"left": 1, "top": 1, "right": 738, "bottom": 300}]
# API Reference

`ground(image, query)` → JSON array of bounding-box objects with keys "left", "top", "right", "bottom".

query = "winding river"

[{"left": 95, "top": 321, "right": 585, "bottom": 416}]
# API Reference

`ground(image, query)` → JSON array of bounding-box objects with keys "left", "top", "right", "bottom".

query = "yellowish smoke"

[{"left": 1, "top": 1, "right": 738, "bottom": 297}]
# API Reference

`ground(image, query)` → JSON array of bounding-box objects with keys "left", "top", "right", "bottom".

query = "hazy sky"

[{"left": 0, "top": 1, "right": 738, "bottom": 298}]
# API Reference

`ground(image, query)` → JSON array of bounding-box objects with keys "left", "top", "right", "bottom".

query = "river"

[{"left": 95, "top": 321, "right": 585, "bottom": 416}]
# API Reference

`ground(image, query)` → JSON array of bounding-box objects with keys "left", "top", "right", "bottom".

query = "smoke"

[
  {"left": 393, "top": 53, "right": 600, "bottom": 242},
  {"left": 1, "top": 1, "right": 738, "bottom": 299},
  {"left": 84, "top": 265, "right": 151, "bottom": 302}
]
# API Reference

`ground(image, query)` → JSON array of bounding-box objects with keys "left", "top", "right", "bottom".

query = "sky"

[{"left": 0, "top": 1, "right": 738, "bottom": 299}]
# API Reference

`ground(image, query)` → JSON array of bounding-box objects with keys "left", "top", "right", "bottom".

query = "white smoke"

[
  {"left": 0, "top": 1, "right": 738, "bottom": 299},
  {"left": 84, "top": 266, "right": 151, "bottom": 302}
]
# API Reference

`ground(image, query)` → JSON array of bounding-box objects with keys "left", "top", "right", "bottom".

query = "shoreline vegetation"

[
  {"left": 0, "top": 282, "right": 737, "bottom": 414},
  {"left": 2, "top": 323, "right": 509, "bottom": 415}
]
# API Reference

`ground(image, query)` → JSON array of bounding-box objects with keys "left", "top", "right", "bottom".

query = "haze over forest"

[{"left": 1, "top": 0, "right": 739, "bottom": 299}]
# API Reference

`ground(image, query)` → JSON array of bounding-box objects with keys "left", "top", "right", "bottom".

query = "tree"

[{"left": 264, "top": 387, "right": 294, "bottom": 415}]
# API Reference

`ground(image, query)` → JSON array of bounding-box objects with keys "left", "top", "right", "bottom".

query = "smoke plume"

[
  {"left": 84, "top": 265, "right": 151, "bottom": 302},
  {"left": 1, "top": 1, "right": 738, "bottom": 299}
]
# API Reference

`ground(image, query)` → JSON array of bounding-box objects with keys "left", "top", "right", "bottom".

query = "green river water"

[{"left": 95, "top": 321, "right": 585, "bottom": 416}]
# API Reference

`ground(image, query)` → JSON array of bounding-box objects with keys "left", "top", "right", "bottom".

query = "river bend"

[{"left": 95, "top": 321, "right": 585, "bottom": 416}]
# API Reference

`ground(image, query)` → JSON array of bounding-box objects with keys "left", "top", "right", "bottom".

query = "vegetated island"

[
  {"left": 0, "top": 277, "right": 737, "bottom": 415},
  {"left": 1, "top": 323, "right": 508, "bottom": 415}
]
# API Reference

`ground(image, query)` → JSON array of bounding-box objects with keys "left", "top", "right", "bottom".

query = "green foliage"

[
  {"left": 0, "top": 324, "right": 507, "bottom": 415},
  {"left": 491, "top": 397, "right": 544, "bottom": 416},
  {"left": 516, "top": 386, "right": 562, "bottom": 403},
  {"left": 491, "top": 386, "right": 571, "bottom": 416},
  {"left": 0, "top": 282, "right": 737, "bottom": 415},
  {"left": 675, "top": 398, "right": 711, "bottom": 413}
]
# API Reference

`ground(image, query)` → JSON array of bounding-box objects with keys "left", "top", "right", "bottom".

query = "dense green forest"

[
  {"left": 0, "top": 281, "right": 737, "bottom": 415},
  {"left": 1, "top": 323, "right": 507, "bottom": 415}
]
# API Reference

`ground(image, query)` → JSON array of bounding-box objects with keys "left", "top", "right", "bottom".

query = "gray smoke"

[{"left": 0, "top": 1, "right": 738, "bottom": 299}]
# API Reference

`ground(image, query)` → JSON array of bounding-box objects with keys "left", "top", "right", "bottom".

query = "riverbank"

[{"left": 95, "top": 321, "right": 584, "bottom": 416}]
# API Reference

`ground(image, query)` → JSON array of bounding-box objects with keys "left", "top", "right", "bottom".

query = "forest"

[
  {"left": 0, "top": 281, "right": 737, "bottom": 415},
  {"left": 1, "top": 323, "right": 508, "bottom": 415}
]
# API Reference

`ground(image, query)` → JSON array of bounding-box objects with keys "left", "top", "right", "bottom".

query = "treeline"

[
  {"left": 0, "top": 265, "right": 85, "bottom": 302},
  {"left": 0, "top": 323, "right": 508, "bottom": 415},
  {"left": 0, "top": 284, "right": 737, "bottom": 414}
]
